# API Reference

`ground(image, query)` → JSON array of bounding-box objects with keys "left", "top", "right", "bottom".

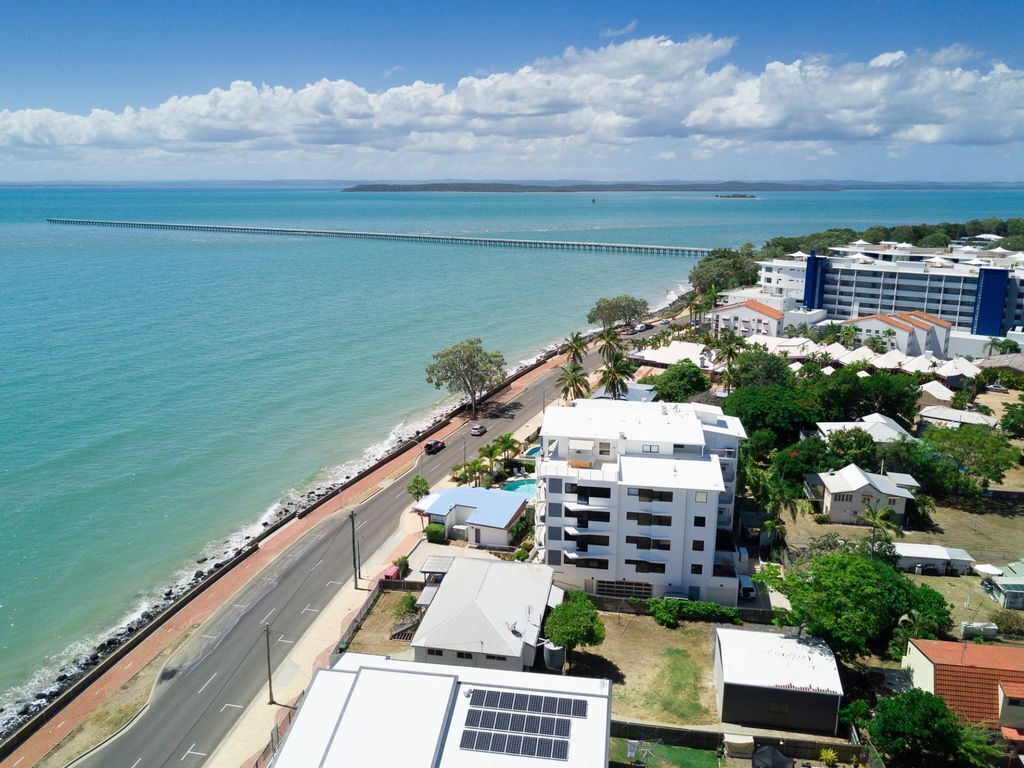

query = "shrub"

[
  {"left": 839, "top": 699, "right": 872, "bottom": 731},
  {"left": 425, "top": 523, "right": 446, "bottom": 544},
  {"left": 819, "top": 747, "right": 838, "bottom": 767},
  {"left": 992, "top": 609, "right": 1024, "bottom": 636},
  {"left": 508, "top": 515, "right": 534, "bottom": 546},
  {"left": 513, "top": 549, "right": 529, "bottom": 561},
  {"left": 392, "top": 555, "right": 410, "bottom": 578},
  {"left": 646, "top": 597, "right": 742, "bottom": 628},
  {"left": 544, "top": 592, "right": 605, "bottom": 651},
  {"left": 393, "top": 592, "right": 418, "bottom": 620}
]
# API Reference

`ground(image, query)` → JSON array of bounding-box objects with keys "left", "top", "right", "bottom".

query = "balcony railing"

[
  {"left": 707, "top": 447, "right": 736, "bottom": 459},
  {"left": 713, "top": 563, "right": 737, "bottom": 578}
]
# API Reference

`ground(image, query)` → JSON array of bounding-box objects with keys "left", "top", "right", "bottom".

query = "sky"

[{"left": 1, "top": 0, "right": 1023, "bottom": 182}]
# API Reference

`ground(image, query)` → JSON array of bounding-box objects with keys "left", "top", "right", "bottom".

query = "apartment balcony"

[
  {"left": 719, "top": 493, "right": 734, "bottom": 506},
  {"left": 713, "top": 563, "right": 737, "bottom": 578},
  {"left": 721, "top": 469, "right": 735, "bottom": 483},
  {"left": 707, "top": 447, "right": 736, "bottom": 460}
]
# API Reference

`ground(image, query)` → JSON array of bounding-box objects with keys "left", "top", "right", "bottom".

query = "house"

[
  {"left": 413, "top": 487, "right": 531, "bottom": 547},
  {"left": 918, "top": 380, "right": 955, "bottom": 407},
  {"left": 935, "top": 357, "right": 982, "bottom": 388},
  {"left": 589, "top": 382, "right": 657, "bottom": 402},
  {"left": 713, "top": 627, "right": 844, "bottom": 735},
  {"left": 902, "top": 639, "right": 1024, "bottom": 746},
  {"left": 628, "top": 340, "right": 713, "bottom": 371},
  {"left": 815, "top": 412, "right": 914, "bottom": 444},
  {"left": 841, "top": 311, "right": 950, "bottom": 356},
  {"left": 871, "top": 349, "right": 910, "bottom": 371},
  {"left": 989, "top": 558, "right": 1024, "bottom": 610},
  {"left": 804, "top": 464, "right": 917, "bottom": 525},
  {"left": 833, "top": 345, "right": 878, "bottom": 367},
  {"left": 918, "top": 405, "right": 998, "bottom": 429},
  {"left": 978, "top": 353, "right": 1024, "bottom": 376},
  {"left": 411, "top": 559, "right": 563, "bottom": 671},
  {"left": 707, "top": 300, "right": 785, "bottom": 338},
  {"left": 901, "top": 352, "right": 944, "bottom": 375},
  {"left": 893, "top": 543, "right": 975, "bottom": 575},
  {"left": 270, "top": 652, "right": 612, "bottom": 768},
  {"left": 746, "top": 335, "right": 821, "bottom": 360},
  {"left": 535, "top": 399, "right": 747, "bottom": 604}
]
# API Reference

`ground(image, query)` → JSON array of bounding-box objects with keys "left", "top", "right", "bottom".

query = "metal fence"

[{"left": 249, "top": 692, "right": 304, "bottom": 768}]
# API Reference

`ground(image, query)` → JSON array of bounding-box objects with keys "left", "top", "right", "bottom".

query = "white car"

[{"left": 470, "top": 424, "right": 487, "bottom": 436}]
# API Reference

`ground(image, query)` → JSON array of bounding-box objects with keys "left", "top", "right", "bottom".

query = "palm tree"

[
  {"left": 466, "top": 458, "right": 487, "bottom": 487},
  {"left": 597, "top": 351, "right": 633, "bottom": 400},
  {"left": 983, "top": 337, "right": 1000, "bottom": 357},
  {"left": 762, "top": 516, "right": 788, "bottom": 548},
  {"left": 865, "top": 335, "right": 887, "bottom": 354},
  {"left": 840, "top": 325, "right": 860, "bottom": 349},
  {"left": 882, "top": 328, "right": 897, "bottom": 349},
  {"left": 785, "top": 322, "right": 810, "bottom": 339},
  {"left": 557, "top": 362, "right": 591, "bottom": 401},
  {"left": 478, "top": 442, "right": 502, "bottom": 474},
  {"left": 596, "top": 327, "right": 626, "bottom": 364},
  {"left": 494, "top": 432, "right": 520, "bottom": 461},
  {"left": 563, "top": 331, "right": 588, "bottom": 366},
  {"left": 859, "top": 500, "right": 904, "bottom": 548},
  {"left": 711, "top": 328, "right": 746, "bottom": 388}
]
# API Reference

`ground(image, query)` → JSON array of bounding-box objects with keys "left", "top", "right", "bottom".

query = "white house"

[
  {"left": 713, "top": 628, "right": 844, "bottom": 735},
  {"left": 841, "top": 311, "right": 950, "bottom": 356},
  {"left": 535, "top": 399, "right": 746, "bottom": 604},
  {"left": 746, "top": 335, "right": 822, "bottom": 360},
  {"left": 805, "top": 463, "right": 918, "bottom": 525},
  {"left": 816, "top": 412, "right": 914, "bottom": 444},
  {"left": 707, "top": 300, "right": 785, "bottom": 338},
  {"left": 270, "top": 653, "right": 612, "bottom": 768},
  {"left": 628, "top": 340, "right": 713, "bottom": 371},
  {"left": 413, "top": 487, "right": 531, "bottom": 547},
  {"left": 411, "top": 559, "right": 563, "bottom": 671},
  {"left": 893, "top": 543, "right": 976, "bottom": 575},
  {"left": 918, "top": 406, "right": 998, "bottom": 429},
  {"left": 918, "top": 380, "right": 955, "bottom": 407}
]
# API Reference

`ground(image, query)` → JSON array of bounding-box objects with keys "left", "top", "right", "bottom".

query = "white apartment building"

[
  {"left": 534, "top": 400, "right": 746, "bottom": 604},
  {"left": 756, "top": 256, "right": 809, "bottom": 309},
  {"left": 707, "top": 299, "right": 784, "bottom": 337},
  {"left": 840, "top": 311, "right": 951, "bottom": 356}
]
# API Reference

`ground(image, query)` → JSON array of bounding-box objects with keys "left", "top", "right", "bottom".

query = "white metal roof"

[
  {"left": 919, "top": 406, "right": 997, "bottom": 427},
  {"left": 835, "top": 345, "right": 878, "bottom": 366},
  {"left": 817, "top": 463, "right": 914, "bottom": 499},
  {"left": 919, "top": 380, "right": 955, "bottom": 400},
  {"left": 872, "top": 349, "right": 910, "bottom": 369},
  {"left": 715, "top": 628, "right": 843, "bottom": 696},
  {"left": 618, "top": 454, "right": 724, "bottom": 492},
  {"left": 411, "top": 559, "right": 557, "bottom": 657},
  {"left": 936, "top": 358, "right": 982, "bottom": 378},
  {"left": 894, "top": 542, "right": 976, "bottom": 563},
  {"left": 273, "top": 654, "right": 612, "bottom": 767},
  {"left": 817, "top": 412, "right": 912, "bottom": 443},
  {"left": 633, "top": 340, "right": 710, "bottom": 368}
]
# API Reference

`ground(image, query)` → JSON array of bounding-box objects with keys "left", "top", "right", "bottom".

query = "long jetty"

[{"left": 46, "top": 218, "right": 710, "bottom": 257}]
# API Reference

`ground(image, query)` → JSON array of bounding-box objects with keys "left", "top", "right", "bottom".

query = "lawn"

[
  {"left": 569, "top": 612, "right": 717, "bottom": 726},
  {"left": 609, "top": 738, "right": 718, "bottom": 768}
]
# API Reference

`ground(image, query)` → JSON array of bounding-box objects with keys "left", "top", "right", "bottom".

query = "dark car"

[{"left": 424, "top": 439, "right": 446, "bottom": 455}]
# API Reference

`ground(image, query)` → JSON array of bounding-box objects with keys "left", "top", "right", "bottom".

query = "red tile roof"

[
  {"left": 1001, "top": 726, "right": 1024, "bottom": 742},
  {"left": 842, "top": 313, "right": 913, "bottom": 332},
  {"left": 709, "top": 299, "right": 784, "bottom": 320},
  {"left": 911, "top": 639, "right": 1024, "bottom": 725},
  {"left": 1001, "top": 682, "right": 1024, "bottom": 698},
  {"left": 890, "top": 312, "right": 934, "bottom": 330},
  {"left": 906, "top": 310, "right": 952, "bottom": 328}
]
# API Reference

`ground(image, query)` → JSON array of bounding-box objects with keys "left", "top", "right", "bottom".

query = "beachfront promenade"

[{"left": 46, "top": 218, "right": 712, "bottom": 257}]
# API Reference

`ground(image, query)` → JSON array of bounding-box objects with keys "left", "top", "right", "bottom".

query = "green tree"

[
  {"left": 478, "top": 442, "right": 502, "bottom": 473},
  {"left": 916, "top": 231, "right": 951, "bottom": 248},
  {"left": 649, "top": 360, "right": 710, "bottom": 402},
  {"left": 556, "top": 362, "right": 591, "bottom": 401},
  {"left": 723, "top": 386, "right": 821, "bottom": 446},
  {"left": 426, "top": 338, "right": 506, "bottom": 418},
  {"left": 922, "top": 424, "right": 1021, "bottom": 491},
  {"left": 587, "top": 295, "right": 649, "bottom": 327},
  {"left": 840, "top": 324, "right": 859, "bottom": 348},
  {"left": 825, "top": 427, "right": 878, "bottom": 470},
  {"left": 563, "top": 331, "right": 588, "bottom": 366},
  {"left": 406, "top": 474, "right": 430, "bottom": 503},
  {"left": 711, "top": 328, "right": 747, "bottom": 387},
  {"left": 867, "top": 689, "right": 962, "bottom": 768},
  {"left": 544, "top": 592, "right": 605, "bottom": 654},
  {"left": 596, "top": 326, "right": 626, "bottom": 363},
  {"left": 859, "top": 500, "right": 904, "bottom": 547},
  {"left": 597, "top": 351, "right": 634, "bottom": 400},
  {"left": 425, "top": 523, "right": 446, "bottom": 543},
  {"left": 1001, "top": 395, "right": 1024, "bottom": 438},
  {"left": 727, "top": 346, "right": 794, "bottom": 389},
  {"left": 494, "top": 432, "right": 521, "bottom": 461},
  {"left": 771, "top": 436, "right": 830, "bottom": 494}
]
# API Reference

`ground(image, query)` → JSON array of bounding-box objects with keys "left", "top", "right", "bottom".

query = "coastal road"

[{"left": 72, "top": 351, "right": 589, "bottom": 768}]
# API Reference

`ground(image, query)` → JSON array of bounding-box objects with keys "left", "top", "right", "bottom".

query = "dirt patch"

[
  {"left": 36, "top": 625, "right": 198, "bottom": 768},
  {"left": 569, "top": 612, "right": 717, "bottom": 726},
  {"left": 346, "top": 590, "right": 422, "bottom": 657}
]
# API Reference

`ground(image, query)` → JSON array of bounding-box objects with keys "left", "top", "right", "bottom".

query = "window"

[
  {"left": 547, "top": 502, "right": 563, "bottom": 518},
  {"left": 692, "top": 540, "right": 705, "bottom": 551},
  {"left": 485, "top": 654, "right": 507, "bottom": 661},
  {"left": 547, "top": 525, "right": 562, "bottom": 542},
  {"left": 625, "top": 559, "right": 666, "bottom": 574},
  {"left": 572, "top": 558, "right": 609, "bottom": 570},
  {"left": 695, "top": 491, "right": 708, "bottom": 503},
  {"left": 596, "top": 580, "right": 652, "bottom": 598},
  {"left": 652, "top": 539, "right": 671, "bottom": 551},
  {"left": 1008, "top": 698, "right": 1024, "bottom": 707},
  {"left": 694, "top": 515, "right": 706, "bottom": 527},
  {"left": 628, "top": 487, "right": 638, "bottom": 496},
  {"left": 427, "top": 649, "right": 443, "bottom": 657},
  {"left": 570, "top": 484, "right": 611, "bottom": 499},
  {"left": 888, "top": 497, "right": 899, "bottom": 505},
  {"left": 626, "top": 512, "right": 672, "bottom": 526},
  {"left": 768, "top": 702, "right": 791, "bottom": 714},
  {"left": 598, "top": 442, "right": 611, "bottom": 456},
  {"left": 633, "top": 488, "right": 673, "bottom": 503},
  {"left": 457, "top": 651, "right": 474, "bottom": 659},
  {"left": 548, "top": 478, "right": 563, "bottom": 494},
  {"left": 833, "top": 493, "right": 853, "bottom": 502},
  {"left": 626, "top": 535, "right": 652, "bottom": 550},
  {"left": 690, "top": 564, "right": 703, "bottom": 575},
  {"left": 547, "top": 550, "right": 562, "bottom": 566},
  {"left": 641, "top": 444, "right": 660, "bottom": 453}
]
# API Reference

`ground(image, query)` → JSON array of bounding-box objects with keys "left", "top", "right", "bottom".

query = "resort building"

[
  {"left": 840, "top": 311, "right": 951, "bottom": 356},
  {"left": 713, "top": 627, "right": 844, "bottom": 735},
  {"left": 534, "top": 399, "right": 747, "bottom": 603},
  {"left": 413, "top": 487, "right": 531, "bottom": 547},
  {"left": 270, "top": 653, "right": 612, "bottom": 767},
  {"left": 707, "top": 299, "right": 784, "bottom": 338},
  {"left": 804, "top": 463, "right": 918, "bottom": 526},
  {"left": 410, "top": 559, "right": 563, "bottom": 672}
]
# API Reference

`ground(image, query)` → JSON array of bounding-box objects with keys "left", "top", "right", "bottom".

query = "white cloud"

[
  {"left": 657, "top": 150, "right": 676, "bottom": 160},
  {"left": 600, "top": 19, "right": 638, "bottom": 38},
  {"left": 1, "top": 35, "right": 1023, "bottom": 178},
  {"left": 381, "top": 65, "right": 404, "bottom": 79}
]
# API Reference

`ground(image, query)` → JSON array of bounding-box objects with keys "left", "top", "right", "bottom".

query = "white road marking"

[
  {"left": 301, "top": 604, "right": 319, "bottom": 614},
  {"left": 130, "top": 760, "right": 141, "bottom": 768},
  {"left": 312, "top": 558, "right": 323, "bottom": 569},
  {"left": 220, "top": 703, "right": 245, "bottom": 712},
  {"left": 197, "top": 672, "right": 218, "bottom": 695},
  {"left": 180, "top": 743, "right": 208, "bottom": 761},
  {"left": 355, "top": 521, "right": 367, "bottom": 532},
  {"left": 13, "top": 757, "right": 24, "bottom": 767},
  {"left": 259, "top": 608, "right": 275, "bottom": 625},
  {"left": 326, "top": 580, "right": 344, "bottom": 587},
  {"left": 200, "top": 634, "right": 218, "bottom": 640},
  {"left": 275, "top": 635, "right": 295, "bottom": 645},
  {"left": 232, "top": 602, "right": 249, "bottom": 609}
]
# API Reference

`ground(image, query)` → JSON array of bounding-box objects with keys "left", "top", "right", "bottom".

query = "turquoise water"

[
  {"left": 524, "top": 445, "right": 542, "bottom": 457},
  {"left": 2, "top": 186, "right": 1022, "bottom": 722},
  {"left": 502, "top": 478, "right": 537, "bottom": 496}
]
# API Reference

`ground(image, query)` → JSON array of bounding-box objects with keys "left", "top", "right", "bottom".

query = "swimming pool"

[
  {"left": 524, "top": 445, "right": 542, "bottom": 457},
  {"left": 502, "top": 478, "right": 537, "bottom": 496}
]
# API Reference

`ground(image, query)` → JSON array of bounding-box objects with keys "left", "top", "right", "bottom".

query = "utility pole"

[
  {"left": 349, "top": 509, "right": 359, "bottom": 590},
  {"left": 265, "top": 625, "right": 276, "bottom": 705}
]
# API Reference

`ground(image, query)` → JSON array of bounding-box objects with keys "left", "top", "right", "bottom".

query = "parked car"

[
  {"left": 424, "top": 439, "right": 446, "bottom": 455},
  {"left": 633, "top": 322, "right": 651, "bottom": 333},
  {"left": 738, "top": 575, "right": 757, "bottom": 601},
  {"left": 470, "top": 424, "right": 487, "bottom": 436}
]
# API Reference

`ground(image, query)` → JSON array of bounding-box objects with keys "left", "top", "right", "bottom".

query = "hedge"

[{"left": 646, "top": 597, "right": 742, "bottom": 628}]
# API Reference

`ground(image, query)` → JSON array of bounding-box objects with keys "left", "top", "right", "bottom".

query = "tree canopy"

[
  {"left": 648, "top": 360, "right": 710, "bottom": 402},
  {"left": 425, "top": 338, "right": 506, "bottom": 418},
  {"left": 687, "top": 244, "right": 759, "bottom": 294},
  {"left": 728, "top": 347, "right": 795, "bottom": 389},
  {"left": 922, "top": 424, "right": 1020, "bottom": 491},
  {"left": 586, "top": 295, "right": 649, "bottom": 328},
  {"left": 722, "top": 385, "right": 821, "bottom": 446},
  {"left": 543, "top": 591, "right": 605, "bottom": 652},
  {"left": 867, "top": 690, "right": 963, "bottom": 768}
]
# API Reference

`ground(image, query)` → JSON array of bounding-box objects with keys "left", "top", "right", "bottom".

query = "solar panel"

[
  {"left": 510, "top": 713, "right": 526, "bottom": 732},
  {"left": 554, "top": 718, "right": 572, "bottom": 738},
  {"left": 528, "top": 695, "right": 544, "bottom": 712},
  {"left": 460, "top": 730, "right": 477, "bottom": 749},
  {"left": 470, "top": 690, "right": 486, "bottom": 707},
  {"left": 484, "top": 690, "right": 502, "bottom": 708},
  {"left": 490, "top": 733, "right": 508, "bottom": 753},
  {"left": 552, "top": 740, "right": 569, "bottom": 760},
  {"left": 521, "top": 736, "right": 538, "bottom": 756},
  {"left": 495, "top": 711, "right": 512, "bottom": 730},
  {"left": 499, "top": 691, "right": 516, "bottom": 709},
  {"left": 536, "top": 738, "right": 554, "bottom": 758},
  {"left": 571, "top": 699, "right": 588, "bottom": 718},
  {"left": 543, "top": 696, "right": 559, "bottom": 714},
  {"left": 475, "top": 731, "right": 492, "bottom": 751},
  {"left": 506, "top": 734, "right": 523, "bottom": 755},
  {"left": 514, "top": 693, "right": 530, "bottom": 711},
  {"left": 465, "top": 709, "right": 481, "bottom": 728},
  {"left": 525, "top": 715, "right": 541, "bottom": 734},
  {"left": 557, "top": 698, "right": 573, "bottom": 716},
  {"left": 480, "top": 710, "right": 497, "bottom": 730},
  {"left": 540, "top": 717, "right": 555, "bottom": 736}
]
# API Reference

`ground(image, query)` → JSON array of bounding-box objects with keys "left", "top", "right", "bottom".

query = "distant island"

[
  {"left": 715, "top": 193, "right": 756, "bottom": 199},
  {"left": 344, "top": 181, "right": 838, "bottom": 193}
]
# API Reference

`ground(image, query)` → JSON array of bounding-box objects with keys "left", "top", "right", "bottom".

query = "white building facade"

[
  {"left": 534, "top": 400, "right": 746, "bottom": 604},
  {"left": 707, "top": 299, "right": 785, "bottom": 338}
]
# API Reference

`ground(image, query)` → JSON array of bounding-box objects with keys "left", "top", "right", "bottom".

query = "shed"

[
  {"left": 893, "top": 543, "right": 976, "bottom": 575},
  {"left": 713, "top": 627, "right": 843, "bottom": 735}
]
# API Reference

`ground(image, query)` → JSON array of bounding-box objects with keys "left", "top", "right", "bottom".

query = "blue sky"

[{"left": 1, "top": 0, "right": 1023, "bottom": 181}]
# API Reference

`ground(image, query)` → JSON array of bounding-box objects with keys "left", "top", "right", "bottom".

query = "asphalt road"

[{"left": 74, "top": 352, "right": 593, "bottom": 768}]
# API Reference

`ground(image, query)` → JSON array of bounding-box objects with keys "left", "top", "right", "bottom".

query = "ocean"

[{"left": 1, "top": 186, "right": 1021, "bottom": 725}]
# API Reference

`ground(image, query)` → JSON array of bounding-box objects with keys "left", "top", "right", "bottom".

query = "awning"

[
  {"left": 563, "top": 551, "right": 580, "bottom": 560},
  {"left": 416, "top": 585, "right": 439, "bottom": 608},
  {"left": 563, "top": 526, "right": 581, "bottom": 537},
  {"left": 568, "top": 439, "right": 594, "bottom": 451}
]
